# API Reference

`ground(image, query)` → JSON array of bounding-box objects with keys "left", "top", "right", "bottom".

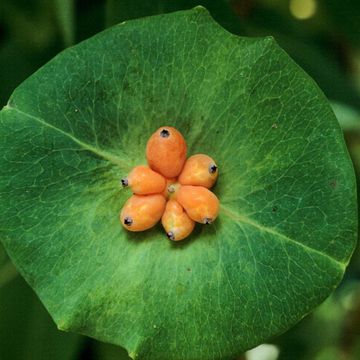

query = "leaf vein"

[
  {"left": 220, "top": 204, "right": 345, "bottom": 270},
  {"left": 3, "top": 105, "right": 129, "bottom": 169}
]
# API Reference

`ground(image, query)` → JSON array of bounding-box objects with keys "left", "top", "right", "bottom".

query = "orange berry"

[
  {"left": 162, "top": 200, "right": 195, "bottom": 241},
  {"left": 121, "top": 165, "right": 166, "bottom": 195},
  {"left": 177, "top": 185, "right": 219, "bottom": 224},
  {"left": 167, "top": 182, "right": 182, "bottom": 201},
  {"left": 178, "top": 154, "right": 218, "bottom": 189},
  {"left": 146, "top": 126, "right": 187, "bottom": 178},
  {"left": 120, "top": 194, "right": 166, "bottom": 232},
  {"left": 162, "top": 178, "right": 177, "bottom": 199}
]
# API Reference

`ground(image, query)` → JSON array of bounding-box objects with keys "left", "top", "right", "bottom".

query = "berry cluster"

[{"left": 120, "top": 126, "right": 219, "bottom": 241}]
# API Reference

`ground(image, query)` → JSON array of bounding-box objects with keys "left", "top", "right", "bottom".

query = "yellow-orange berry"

[
  {"left": 178, "top": 154, "right": 218, "bottom": 189},
  {"left": 177, "top": 185, "right": 219, "bottom": 224},
  {"left": 167, "top": 182, "right": 182, "bottom": 201},
  {"left": 162, "top": 200, "right": 195, "bottom": 241},
  {"left": 162, "top": 178, "right": 177, "bottom": 199},
  {"left": 146, "top": 126, "right": 187, "bottom": 178},
  {"left": 120, "top": 194, "right": 166, "bottom": 232},
  {"left": 122, "top": 165, "right": 166, "bottom": 195}
]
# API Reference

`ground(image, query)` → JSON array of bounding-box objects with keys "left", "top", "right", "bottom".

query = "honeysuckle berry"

[
  {"left": 146, "top": 126, "right": 187, "bottom": 178},
  {"left": 162, "top": 178, "right": 177, "bottom": 199},
  {"left": 120, "top": 194, "right": 166, "bottom": 231},
  {"left": 122, "top": 165, "right": 166, "bottom": 195},
  {"left": 162, "top": 200, "right": 195, "bottom": 241},
  {"left": 209, "top": 164, "right": 217, "bottom": 174},
  {"left": 120, "top": 126, "right": 220, "bottom": 241},
  {"left": 121, "top": 178, "right": 129, "bottom": 187},
  {"left": 167, "top": 182, "right": 182, "bottom": 201},
  {"left": 178, "top": 154, "right": 218, "bottom": 189},
  {"left": 177, "top": 185, "right": 219, "bottom": 224}
]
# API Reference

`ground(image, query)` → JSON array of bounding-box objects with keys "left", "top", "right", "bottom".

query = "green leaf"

[
  {"left": 0, "top": 7, "right": 357, "bottom": 360},
  {"left": 274, "top": 282, "right": 360, "bottom": 360},
  {"left": 95, "top": 341, "right": 132, "bottom": 360},
  {"left": 237, "top": 6, "right": 360, "bottom": 108},
  {"left": 54, "top": 0, "right": 75, "bottom": 47},
  {"left": 0, "top": 261, "right": 84, "bottom": 360}
]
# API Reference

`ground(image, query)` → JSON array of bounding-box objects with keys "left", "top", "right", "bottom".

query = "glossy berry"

[
  {"left": 162, "top": 200, "right": 195, "bottom": 241},
  {"left": 122, "top": 165, "right": 166, "bottom": 195},
  {"left": 146, "top": 126, "right": 187, "bottom": 178},
  {"left": 177, "top": 185, "right": 219, "bottom": 224},
  {"left": 120, "top": 194, "right": 166, "bottom": 232},
  {"left": 178, "top": 154, "right": 218, "bottom": 189}
]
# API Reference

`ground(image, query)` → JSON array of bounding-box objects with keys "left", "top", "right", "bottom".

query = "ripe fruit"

[
  {"left": 121, "top": 165, "right": 166, "bottom": 195},
  {"left": 162, "top": 178, "right": 177, "bottom": 199},
  {"left": 120, "top": 194, "right": 166, "bottom": 231},
  {"left": 146, "top": 126, "right": 187, "bottom": 178},
  {"left": 162, "top": 200, "right": 195, "bottom": 241},
  {"left": 120, "top": 125, "right": 220, "bottom": 241},
  {"left": 177, "top": 185, "right": 219, "bottom": 224},
  {"left": 178, "top": 154, "right": 218, "bottom": 189}
]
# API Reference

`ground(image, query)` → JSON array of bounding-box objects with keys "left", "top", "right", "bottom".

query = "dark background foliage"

[{"left": 0, "top": 1, "right": 359, "bottom": 359}]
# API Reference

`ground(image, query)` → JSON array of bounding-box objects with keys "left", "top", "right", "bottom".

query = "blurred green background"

[{"left": 0, "top": 1, "right": 360, "bottom": 359}]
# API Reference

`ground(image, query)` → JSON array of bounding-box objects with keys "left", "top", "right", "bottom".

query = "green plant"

[{"left": 0, "top": 7, "right": 357, "bottom": 360}]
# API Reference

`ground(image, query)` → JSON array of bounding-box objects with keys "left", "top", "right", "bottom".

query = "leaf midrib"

[
  {"left": 2, "top": 105, "right": 129, "bottom": 169},
  {"left": 220, "top": 204, "right": 346, "bottom": 271}
]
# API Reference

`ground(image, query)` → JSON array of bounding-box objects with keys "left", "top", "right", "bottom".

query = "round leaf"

[{"left": 0, "top": 7, "right": 357, "bottom": 360}]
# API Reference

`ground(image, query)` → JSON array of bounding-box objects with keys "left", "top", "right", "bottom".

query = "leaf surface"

[
  {"left": 0, "top": 254, "right": 84, "bottom": 360},
  {"left": 0, "top": 7, "right": 357, "bottom": 360}
]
